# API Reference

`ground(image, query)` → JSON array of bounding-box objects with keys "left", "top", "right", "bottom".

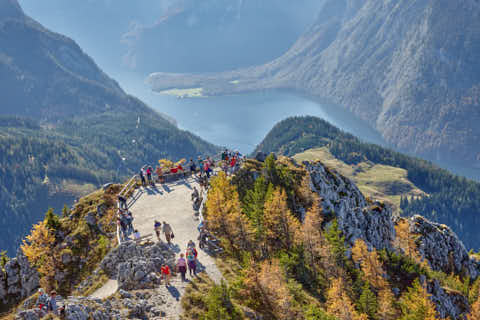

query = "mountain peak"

[{"left": 0, "top": 0, "right": 24, "bottom": 21}]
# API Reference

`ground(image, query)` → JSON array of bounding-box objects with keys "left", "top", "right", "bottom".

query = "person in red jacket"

[{"left": 161, "top": 264, "right": 171, "bottom": 286}]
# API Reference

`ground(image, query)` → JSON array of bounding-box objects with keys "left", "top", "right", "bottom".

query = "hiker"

[
  {"left": 139, "top": 169, "right": 146, "bottom": 187},
  {"left": 189, "top": 159, "right": 196, "bottom": 176},
  {"left": 156, "top": 166, "right": 163, "bottom": 184},
  {"left": 197, "top": 156, "right": 204, "bottom": 177},
  {"left": 191, "top": 187, "right": 199, "bottom": 202},
  {"left": 176, "top": 253, "right": 187, "bottom": 282},
  {"left": 162, "top": 221, "right": 174, "bottom": 244},
  {"left": 204, "top": 161, "right": 211, "bottom": 179},
  {"left": 117, "top": 195, "right": 127, "bottom": 210},
  {"left": 36, "top": 288, "right": 49, "bottom": 312},
  {"left": 47, "top": 291, "right": 58, "bottom": 314},
  {"left": 198, "top": 227, "right": 208, "bottom": 249},
  {"left": 186, "top": 247, "right": 197, "bottom": 277},
  {"left": 161, "top": 264, "right": 171, "bottom": 286},
  {"left": 154, "top": 220, "right": 162, "bottom": 241},
  {"left": 230, "top": 156, "right": 237, "bottom": 175},
  {"left": 146, "top": 166, "right": 153, "bottom": 186},
  {"left": 126, "top": 211, "right": 134, "bottom": 234},
  {"left": 133, "top": 229, "right": 141, "bottom": 240},
  {"left": 187, "top": 240, "right": 196, "bottom": 251}
]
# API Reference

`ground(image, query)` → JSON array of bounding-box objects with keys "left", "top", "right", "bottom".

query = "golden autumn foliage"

[
  {"left": 263, "top": 188, "right": 300, "bottom": 254},
  {"left": 394, "top": 219, "right": 427, "bottom": 268},
  {"left": 468, "top": 286, "right": 480, "bottom": 320},
  {"left": 302, "top": 200, "right": 337, "bottom": 279},
  {"left": 399, "top": 279, "right": 442, "bottom": 320},
  {"left": 326, "top": 278, "right": 368, "bottom": 320},
  {"left": 377, "top": 288, "right": 397, "bottom": 320},
  {"left": 352, "top": 239, "right": 387, "bottom": 290},
  {"left": 243, "top": 260, "right": 298, "bottom": 320},
  {"left": 21, "top": 220, "right": 58, "bottom": 290}
]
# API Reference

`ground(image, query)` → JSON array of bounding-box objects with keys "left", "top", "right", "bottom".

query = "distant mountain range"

[
  {"left": 148, "top": 0, "right": 480, "bottom": 171},
  {"left": 19, "top": 0, "right": 324, "bottom": 75},
  {"left": 0, "top": 0, "right": 218, "bottom": 254}
]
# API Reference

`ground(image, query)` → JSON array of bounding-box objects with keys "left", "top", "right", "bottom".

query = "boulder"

[
  {"left": 117, "top": 260, "right": 160, "bottom": 290},
  {"left": 15, "top": 309, "right": 40, "bottom": 320},
  {"left": 100, "top": 241, "right": 145, "bottom": 277},
  {"left": 428, "top": 279, "right": 469, "bottom": 319}
]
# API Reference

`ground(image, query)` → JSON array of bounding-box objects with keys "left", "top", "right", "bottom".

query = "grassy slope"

[{"left": 294, "top": 147, "right": 426, "bottom": 211}]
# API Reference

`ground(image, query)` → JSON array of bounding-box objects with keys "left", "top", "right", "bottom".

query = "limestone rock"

[
  {"left": 100, "top": 241, "right": 145, "bottom": 277},
  {"left": 306, "top": 161, "right": 396, "bottom": 250},
  {"left": 428, "top": 279, "right": 469, "bottom": 319},
  {"left": 409, "top": 215, "right": 480, "bottom": 279}
]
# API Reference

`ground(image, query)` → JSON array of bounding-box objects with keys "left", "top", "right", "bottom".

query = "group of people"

[
  {"left": 35, "top": 289, "right": 61, "bottom": 316},
  {"left": 221, "top": 149, "right": 243, "bottom": 176},
  {"left": 154, "top": 220, "right": 174, "bottom": 243},
  {"left": 117, "top": 208, "right": 135, "bottom": 241},
  {"left": 139, "top": 165, "right": 155, "bottom": 187}
]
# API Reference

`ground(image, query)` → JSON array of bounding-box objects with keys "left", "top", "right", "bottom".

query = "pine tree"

[
  {"left": 263, "top": 188, "right": 300, "bottom": 255},
  {"left": 358, "top": 282, "right": 377, "bottom": 320},
  {"left": 62, "top": 204, "right": 70, "bottom": 218},
  {"left": 243, "top": 176, "right": 270, "bottom": 236},
  {"left": 45, "top": 208, "right": 61, "bottom": 231},
  {"left": 204, "top": 281, "right": 242, "bottom": 320},
  {"left": 399, "top": 279, "right": 440, "bottom": 320},
  {"left": 325, "top": 219, "right": 346, "bottom": 266}
]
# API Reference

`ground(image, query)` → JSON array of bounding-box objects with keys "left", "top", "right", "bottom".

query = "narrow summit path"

[{"left": 91, "top": 176, "right": 223, "bottom": 319}]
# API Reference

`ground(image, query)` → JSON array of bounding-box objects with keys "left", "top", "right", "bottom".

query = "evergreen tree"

[
  {"left": 204, "top": 281, "right": 242, "bottom": 320},
  {"left": 325, "top": 219, "right": 346, "bottom": 266},
  {"left": 358, "top": 282, "right": 377, "bottom": 320},
  {"left": 45, "top": 208, "right": 61, "bottom": 231}
]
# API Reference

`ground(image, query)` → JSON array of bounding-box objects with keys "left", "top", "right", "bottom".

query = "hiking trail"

[{"left": 91, "top": 176, "right": 223, "bottom": 318}]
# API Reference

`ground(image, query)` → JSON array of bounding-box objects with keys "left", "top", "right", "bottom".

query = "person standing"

[
  {"left": 161, "top": 264, "right": 171, "bottom": 286},
  {"left": 146, "top": 166, "right": 153, "bottom": 185},
  {"left": 162, "top": 221, "right": 173, "bottom": 244},
  {"left": 154, "top": 220, "right": 162, "bottom": 241},
  {"left": 186, "top": 247, "right": 197, "bottom": 277},
  {"left": 36, "top": 288, "right": 49, "bottom": 312},
  {"left": 176, "top": 253, "right": 187, "bottom": 282},
  {"left": 139, "top": 169, "right": 146, "bottom": 187},
  {"left": 47, "top": 291, "right": 58, "bottom": 315}
]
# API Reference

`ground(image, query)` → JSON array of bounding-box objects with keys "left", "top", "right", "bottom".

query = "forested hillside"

[
  {"left": 255, "top": 116, "right": 480, "bottom": 250},
  {"left": 0, "top": 0, "right": 218, "bottom": 254}
]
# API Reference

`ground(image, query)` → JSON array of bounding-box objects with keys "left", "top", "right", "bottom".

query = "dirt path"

[{"left": 91, "top": 176, "right": 223, "bottom": 319}]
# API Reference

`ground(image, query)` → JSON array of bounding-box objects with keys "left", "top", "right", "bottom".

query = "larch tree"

[
  {"left": 21, "top": 220, "right": 57, "bottom": 290},
  {"left": 468, "top": 285, "right": 480, "bottom": 320},
  {"left": 377, "top": 288, "right": 397, "bottom": 320},
  {"left": 326, "top": 278, "right": 368, "bottom": 320},
  {"left": 351, "top": 239, "right": 387, "bottom": 290},
  {"left": 243, "top": 260, "right": 298, "bottom": 320},
  {"left": 206, "top": 172, "right": 243, "bottom": 248},
  {"left": 263, "top": 188, "right": 300, "bottom": 255},
  {"left": 394, "top": 219, "right": 427, "bottom": 268},
  {"left": 399, "top": 279, "right": 442, "bottom": 320}
]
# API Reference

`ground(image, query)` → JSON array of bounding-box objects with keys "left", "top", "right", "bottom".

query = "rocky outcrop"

[
  {"left": 16, "top": 291, "right": 169, "bottom": 320},
  {"left": 427, "top": 279, "right": 469, "bottom": 319},
  {"left": 409, "top": 215, "right": 480, "bottom": 279},
  {"left": 100, "top": 241, "right": 175, "bottom": 290},
  {"left": 306, "top": 161, "right": 396, "bottom": 250},
  {"left": 0, "top": 249, "right": 39, "bottom": 306}
]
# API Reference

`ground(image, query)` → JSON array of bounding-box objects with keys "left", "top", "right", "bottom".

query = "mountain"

[
  {"left": 148, "top": 0, "right": 480, "bottom": 170},
  {"left": 19, "top": 0, "right": 324, "bottom": 76},
  {"left": 255, "top": 116, "right": 480, "bottom": 251},
  {"left": 5, "top": 153, "right": 480, "bottom": 319},
  {"left": 0, "top": 0, "right": 218, "bottom": 254}
]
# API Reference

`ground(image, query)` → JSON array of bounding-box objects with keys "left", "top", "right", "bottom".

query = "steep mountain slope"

[
  {"left": 0, "top": 0, "right": 218, "bottom": 254},
  {"left": 255, "top": 116, "right": 480, "bottom": 250},
  {"left": 149, "top": 0, "right": 480, "bottom": 169},
  {"left": 19, "top": 0, "right": 324, "bottom": 75}
]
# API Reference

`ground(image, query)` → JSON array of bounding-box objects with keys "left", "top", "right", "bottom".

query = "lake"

[{"left": 117, "top": 73, "right": 386, "bottom": 155}]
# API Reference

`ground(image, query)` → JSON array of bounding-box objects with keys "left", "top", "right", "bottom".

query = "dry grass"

[
  {"left": 180, "top": 273, "right": 214, "bottom": 320},
  {"left": 159, "top": 87, "right": 204, "bottom": 98},
  {"left": 294, "top": 147, "right": 427, "bottom": 211}
]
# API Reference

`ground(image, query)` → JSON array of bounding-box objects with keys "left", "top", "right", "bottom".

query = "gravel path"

[{"left": 91, "top": 176, "right": 223, "bottom": 319}]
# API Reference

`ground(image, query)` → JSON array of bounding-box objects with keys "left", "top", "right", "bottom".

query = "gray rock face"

[
  {"left": 306, "top": 161, "right": 396, "bottom": 250},
  {"left": 1, "top": 249, "right": 39, "bottom": 306},
  {"left": 15, "top": 309, "right": 40, "bottom": 320},
  {"left": 100, "top": 241, "right": 176, "bottom": 289},
  {"left": 427, "top": 279, "right": 469, "bottom": 319},
  {"left": 409, "top": 215, "right": 480, "bottom": 279}
]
